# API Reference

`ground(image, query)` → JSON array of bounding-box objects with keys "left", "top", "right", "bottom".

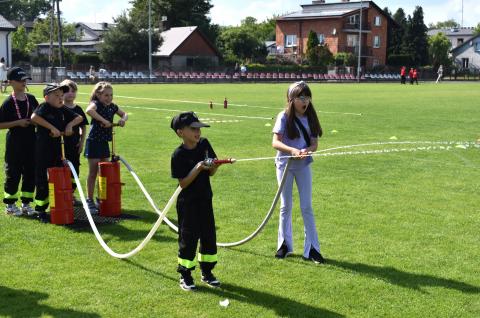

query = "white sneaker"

[
  {"left": 5, "top": 204, "right": 23, "bottom": 216},
  {"left": 21, "top": 203, "right": 37, "bottom": 216}
]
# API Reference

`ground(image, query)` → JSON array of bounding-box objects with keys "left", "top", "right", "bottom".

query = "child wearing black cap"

[
  {"left": 170, "top": 111, "right": 221, "bottom": 291},
  {"left": 0, "top": 67, "right": 39, "bottom": 216},
  {"left": 30, "top": 83, "right": 83, "bottom": 222}
]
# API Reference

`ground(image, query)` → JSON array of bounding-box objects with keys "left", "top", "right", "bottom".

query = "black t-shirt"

[
  {"left": 171, "top": 138, "right": 217, "bottom": 201},
  {"left": 0, "top": 93, "right": 38, "bottom": 141},
  {"left": 33, "top": 102, "right": 80, "bottom": 143},
  {"left": 64, "top": 104, "right": 89, "bottom": 147},
  {"left": 87, "top": 101, "right": 119, "bottom": 142}
]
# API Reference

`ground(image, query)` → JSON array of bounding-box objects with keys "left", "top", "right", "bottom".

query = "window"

[
  {"left": 348, "top": 14, "right": 359, "bottom": 25},
  {"left": 475, "top": 42, "right": 480, "bottom": 52},
  {"left": 374, "top": 16, "right": 381, "bottom": 26},
  {"left": 285, "top": 34, "right": 297, "bottom": 48},
  {"left": 373, "top": 35, "right": 381, "bottom": 48},
  {"left": 458, "top": 38, "right": 464, "bottom": 46},
  {"left": 317, "top": 33, "right": 325, "bottom": 44},
  {"left": 462, "top": 58, "right": 469, "bottom": 68},
  {"left": 347, "top": 34, "right": 358, "bottom": 47}
]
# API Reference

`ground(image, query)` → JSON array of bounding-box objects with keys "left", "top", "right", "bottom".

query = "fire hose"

[
  {"left": 118, "top": 156, "right": 292, "bottom": 247},
  {"left": 68, "top": 159, "right": 182, "bottom": 259}
]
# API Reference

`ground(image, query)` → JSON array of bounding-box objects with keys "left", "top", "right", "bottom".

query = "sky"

[{"left": 60, "top": 0, "right": 480, "bottom": 28}]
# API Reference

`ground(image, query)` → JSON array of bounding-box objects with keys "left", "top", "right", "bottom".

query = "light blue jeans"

[{"left": 276, "top": 164, "right": 321, "bottom": 258}]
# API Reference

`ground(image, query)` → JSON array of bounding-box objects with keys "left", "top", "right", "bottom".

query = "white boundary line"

[
  {"left": 76, "top": 101, "right": 273, "bottom": 120},
  {"left": 235, "top": 141, "right": 477, "bottom": 162},
  {"left": 77, "top": 92, "right": 363, "bottom": 116}
]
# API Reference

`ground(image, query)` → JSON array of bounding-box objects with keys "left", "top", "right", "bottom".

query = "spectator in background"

[
  {"left": 412, "top": 68, "right": 418, "bottom": 85},
  {"left": 436, "top": 65, "right": 443, "bottom": 83},
  {"left": 0, "top": 58, "right": 7, "bottom": 93},
  {"left": 400, "top": 66, "right": 406, "bottom": 84},
  {"left": 409, "top": 68, "right": 414, "bottom": 85},
  {"left": 88, "top": 65, "right": 96, "bottom": 82}
]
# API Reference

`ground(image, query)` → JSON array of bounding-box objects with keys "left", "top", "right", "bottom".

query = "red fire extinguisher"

[
  {"left": 48, "top": 135, "right": 74, "bottom": 225},
  {"left": 98, "top": 124, "right": 122, "bottom": 217}
]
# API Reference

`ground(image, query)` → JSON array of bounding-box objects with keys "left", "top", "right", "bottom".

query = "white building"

[
  {"left": 428, "top": 27, "right": 475, "bottom": 49},
  {"left": 450, "top": 34, "right": 480, "bottom": 69},
  {"left": 0, "top": 15, "right": 16, "bottom": 66}
]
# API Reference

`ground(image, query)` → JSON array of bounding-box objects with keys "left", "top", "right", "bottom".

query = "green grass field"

[{"left": 1, "top": 82, "right": 479, "bottom": 317}]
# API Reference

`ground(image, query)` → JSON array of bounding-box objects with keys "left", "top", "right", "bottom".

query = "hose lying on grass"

[{"left": 120, "top": 156, "right": 292, "bottom": 248}]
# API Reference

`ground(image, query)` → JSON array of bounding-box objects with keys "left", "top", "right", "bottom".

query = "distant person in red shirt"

[
  {"left": 413, "top": 68, "right": 418, "bottom": 85},
  {"left": 400, "top": 66, "right": 406, "bottom": 84},
  {"left": 409, "top": 68, "right": 414, "bottom": 84}
]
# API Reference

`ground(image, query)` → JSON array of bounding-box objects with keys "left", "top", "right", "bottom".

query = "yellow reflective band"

[
  {"left": 48, "top": 183, "right": 55, "bottom": 208},
  {"left": 35, "top": 198, "right": 49, "bottom": 207},
  {"left": 198, "top": 253, "right": 218, "bottom": 263},
  {"left": 98, "top": 176, "right": 107, "bottom": 200},
  {"left": 21, "top": 192, "right": 34, "bottom": 199},
  {"left": 178, "top": 257, "right": 197, "bottom": 269},
  {"left": 4, "top": 191, "right": 18, "bottom": 199}
]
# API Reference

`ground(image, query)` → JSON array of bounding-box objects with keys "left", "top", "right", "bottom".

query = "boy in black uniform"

[
  {"left": 0, "top": 67, "right": 39, "bottom": 216},
  {"left": 170, "top": 111, "right": 221, "bottom": 291},
  {"left": 30, "top": 83, "right": 83, "bottom": 222},
  {"left": 60, "top": 79, "right": 89, "bottom": 205}
]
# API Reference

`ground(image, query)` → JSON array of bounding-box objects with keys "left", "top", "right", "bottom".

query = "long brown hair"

[
  {"left": 285, "top": 81, "right": 322, "bottom": 140},
  {"left": 89, "top": 81, "right": 112, "bottom": 102}
]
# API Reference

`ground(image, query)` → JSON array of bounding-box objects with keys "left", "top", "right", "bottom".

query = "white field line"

[
  {"left": 77, "top": 92, "right": 363, "bottom": 116},
  {"left": 235, "top": 141, "right": 477, "bottom": 162},
  {"left": 76, "top": 101, "right": 273, "bottom": 120}
]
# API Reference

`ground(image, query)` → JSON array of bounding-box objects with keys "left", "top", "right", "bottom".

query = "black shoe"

[
  {"left": 303, "top": 248, "right": 325, "bottom": 264},
  {"left": 275, "top": 243, "right": 291, "bottom": 259},
  {"left": 179, "top": 272, "right": 196, "bottom": 291},
  {"left": 201, "top": 271, "right": 221, "bottom": 288},
  {"left": 37, "top": 212, "right": 50, "bottom": 223}
]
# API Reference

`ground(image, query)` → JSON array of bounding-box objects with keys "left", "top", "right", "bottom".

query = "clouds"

[
  {"left": 59, "top": 0, "right": 479, "bottom": 28},
  {"left": 210, "top": 0, "right": 300, "bottom": 26},
  {"left": 61, "top": 0, "right": 131, "bottom": 23}
]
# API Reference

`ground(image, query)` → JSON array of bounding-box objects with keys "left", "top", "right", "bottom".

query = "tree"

[
  {"left": 1, "top": 0, "right": 51, "bottom": 21},
  {"left": 217, "top": 27, "right": 266, "bottom": 63},
  {"left": 474, "top": 23, "right": 480, "bottom": 35},
  {"left": 217, "top": 16, "right": 276, "bottom": 63},
  {"left": 306, "top": 31, "right": 320, "bottom": 66},
  {"left": 403, "top": 6, "right": 429, "bottom": 65},
  {"left": 100, "top": 13, "right": 162, "bottom": 66},
  {"left": 129, "top": 0, "right": 219, "bottom": 43},
  {"left": 389, "top": 8, "right": 407, "bottom": 55},
  {"left": 27, "top": 13, "right": 76, "bottom": 49},
  {"left": 428, "top": 32, "right": 452, "bottom": 68},
  {"left": 428, "top": 19, "right": 460, "bottom": 30}
]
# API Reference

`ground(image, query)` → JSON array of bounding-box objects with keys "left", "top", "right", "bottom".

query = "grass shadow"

[
  {"left": 328, "top": 259, "right": 480, "bottom": 294},
  {"left": 64, "top": 209, "right": 176, "bottom": 244},
  {"left": 0, "top": 286, "right": 100, "bottom": 318},
  {"left": 124, "top": 260, "right": 344, "bottom": 318}
]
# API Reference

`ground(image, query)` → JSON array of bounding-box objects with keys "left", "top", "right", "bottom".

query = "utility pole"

[
  {"left": 148, "top": 0, "right": 152, "bottom": 81},
  {"left": 461, "top": 0, "right": 464, "bottom": 27},
  {"left": 357, "top": 0, "right": 363, "bottom": 82},
  {"left": 49, "top": 0, "right": 55, "bottom": 81},
  {"left": 56, "top": 0, "right": 64, "bottom": 67}
]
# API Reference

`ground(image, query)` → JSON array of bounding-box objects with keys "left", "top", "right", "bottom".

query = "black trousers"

[
  {"left": 176, "top": 197, "right": 217, "bottom": 274},
  {"left": 35, "top": 139, "right": 63, "bottom": 212},
  {"left": 65, "top": 142, "right": 80, "bottom": 190},
  {"left": 3, "top": 137, "right": 36, "bottom": 204}
]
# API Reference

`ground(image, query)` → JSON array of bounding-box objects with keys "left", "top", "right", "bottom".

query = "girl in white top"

[
  {"left": 272, "top": 81, "right": 325, "bottom": 264},
  {"left": 0, "top": 58, "right": 8, "bottom": 93}
]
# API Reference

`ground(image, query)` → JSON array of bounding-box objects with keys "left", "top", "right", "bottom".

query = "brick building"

[
  {"left": 153, "top": 26, "right": 221, "bottom": 70},
  {"left": 276, "top": 0, "right": 395, "bottom": 69}
]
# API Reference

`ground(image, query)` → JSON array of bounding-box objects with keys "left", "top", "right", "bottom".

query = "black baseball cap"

[
  {"left": 43, "top": 83, "right": 69, "bottom": 97},
  {"left": 170, "top": 111, "right": 210, "bottom": 131},
  {"left": 7, "top": 67, "right": 32, "bottom": 81}
]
